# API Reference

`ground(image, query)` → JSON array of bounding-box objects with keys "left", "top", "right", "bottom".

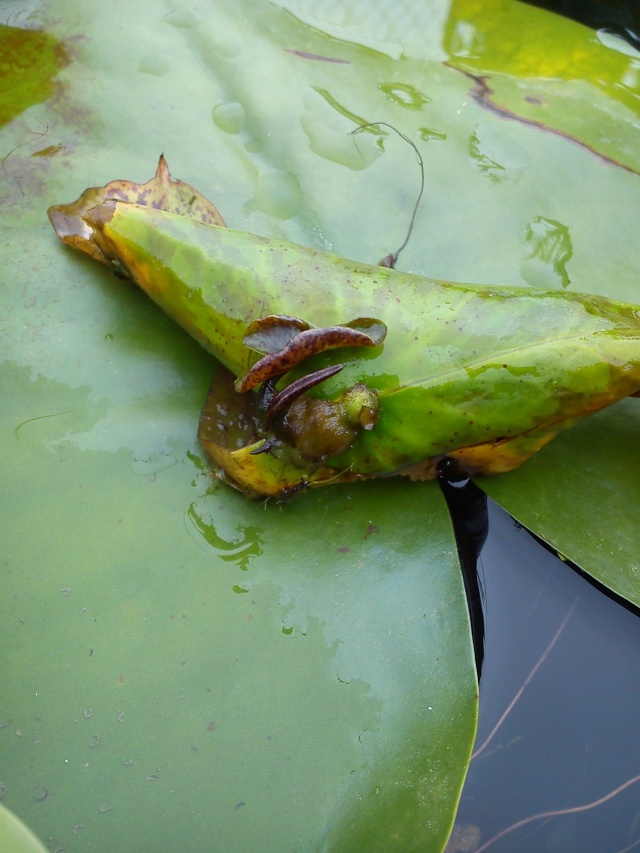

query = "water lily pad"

[
  {"left": 481, "top": 398, "right": 640, "bottom": 606},
  {"left": 0, "top": 804, "right": 48, "bottom": 853},
  {"left": 2, "top": 1, "right": 639, "bottom": 851},
  {"left": 1, "top": 3, "right": 478, "bottom": 850}
]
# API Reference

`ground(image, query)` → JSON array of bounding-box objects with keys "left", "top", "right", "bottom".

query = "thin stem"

[
  {"left": 350, "top": 121, "right": 424, "bottom": 266},
  {"left": 472, "top": 600, "right": 577, "bottom": 760},
  {"left": 615, "top": 835, "right": 640, "bottom": 853},
  {"left": 474, "top": 773, "right": 640, "bottom": 853}
]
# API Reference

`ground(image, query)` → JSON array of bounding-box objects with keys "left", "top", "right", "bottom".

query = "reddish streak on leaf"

[
  {"left": 457, "top": 68, "right": 640, "bottom": 176},
  {"left": 284, "top": 49, "right": 350, "bottom": 64}
]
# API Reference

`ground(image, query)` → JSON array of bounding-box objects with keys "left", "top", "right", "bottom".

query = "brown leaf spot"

[{"left": 283, "top": 49, "right": 349, "bottom": 64}]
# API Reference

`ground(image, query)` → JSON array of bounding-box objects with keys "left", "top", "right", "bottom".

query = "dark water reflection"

[{"left": 443, "top": 475, "right": 640, "bottom": 852}]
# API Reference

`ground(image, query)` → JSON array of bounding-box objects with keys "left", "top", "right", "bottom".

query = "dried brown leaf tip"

[
  {"left": 235, "top": 315, "right": 387, "bottom": 393},
  {"left": 47, "top": 155, "right": 225, "bottom": 263}
]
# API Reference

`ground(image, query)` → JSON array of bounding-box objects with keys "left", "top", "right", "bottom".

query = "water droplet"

[
  {"left": 130, "top": 452, "right": 177, "bottom": 477},
  {"left": 185, "top": 501, "right": 263, "bottom": 570},
  {"left": 419, "top": 127, "right": 447, "bottom": 142},
  {"left": 301, "top": 116, "right": 383, "bottom": 170},
  {"left": 468, "top": 129, "right": 506, "bottom": 182},
  {"left": 521, "top": 216, "right": 573, "bottom": 289},
  {"left": 138, "top": 55, "right": 171, "bottom": 77},
  {"left": 240, "top": 135, "right": 260, "bottom": 154},
  {"left": 212, "top": 102, "right": 245, "bottom": 134},
  {"left": 164, "top": 9, "right": 198, "bottom": 28},
  {"left": 379, "top": 82, "right": 430, "bottom": 109},
  {"left": 244, "top": 170, "right": 303, "bottom": 220}
]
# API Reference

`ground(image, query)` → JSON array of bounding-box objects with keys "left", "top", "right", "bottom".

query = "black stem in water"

[{"left": 437, "top": 459, "right": 487, "bottom": 679}]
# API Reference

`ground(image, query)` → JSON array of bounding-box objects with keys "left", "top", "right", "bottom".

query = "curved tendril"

[
  {"left": 263, "top": 364, "right": 344, "bottom": 430},
  {"left": 474, "top": 774, "right": 640, "bottom": 853},
  {"left": 350, "top": 121, "right": 424, "bottom": 269}
]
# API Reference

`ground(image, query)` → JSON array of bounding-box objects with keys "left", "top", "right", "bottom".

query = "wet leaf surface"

[
  {"left": 1, "top": 1, "right": 639, "bottom": 850},
  {"left": 1, "top": 4, "right": 476, "bottom": 850},
  {"left": 0, "top": 23, "right": 67, "bottom": 128},
  {"left": 0, "top": 803, "right": 48, "bottom": 853},
  {"left": 445, "top": 0, "right": 640, "bottom": 173}
]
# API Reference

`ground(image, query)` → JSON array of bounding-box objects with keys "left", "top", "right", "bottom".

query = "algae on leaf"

[{"left": 0, "top": 23, "right": 67, "bottom": 127}]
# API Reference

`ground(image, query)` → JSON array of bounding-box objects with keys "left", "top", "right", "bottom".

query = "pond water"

[{"left": 450, "top": 487, "right": 640, "bottom": 853}]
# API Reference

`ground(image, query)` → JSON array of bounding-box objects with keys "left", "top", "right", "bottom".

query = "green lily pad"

[
  {"left": 1, "top": 6, "right": 477, "bottom": 850},
  {"left": 268, "top": 0, "right": 640, "bottom": 601},
  {"left": 0, "top": 804, "right": 48, "bottom": 853},
  {"left": 481, "top": 398, "right": 640, "bottom": 606},
  {"left": 444, "top": 0, "right": 640, "bottom": 173},
  {"left": 1, "top": 1, "right": 639, "bottom": 850},
  {"left": 1, "top": 356, "right": 474, "bottom": 851}
]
